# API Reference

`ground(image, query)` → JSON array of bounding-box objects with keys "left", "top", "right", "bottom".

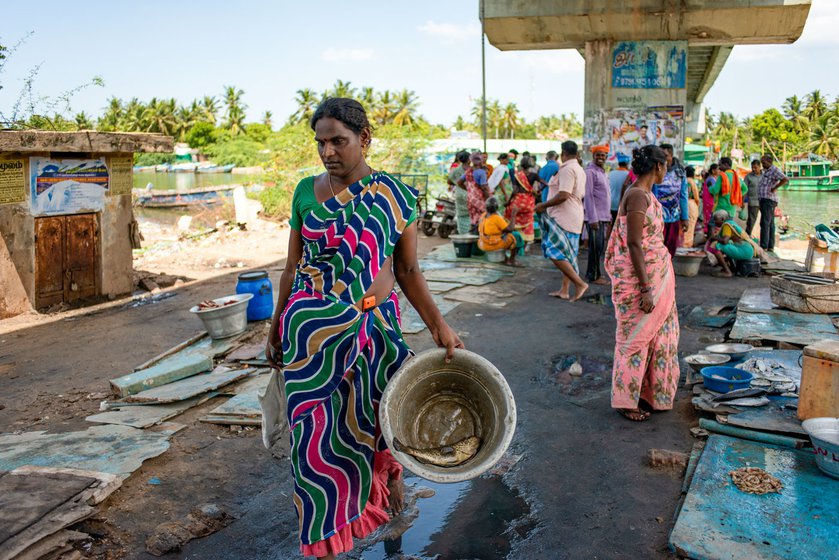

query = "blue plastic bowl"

[{"left": 701, "top": 366, "right": 753, "bottom": 393}]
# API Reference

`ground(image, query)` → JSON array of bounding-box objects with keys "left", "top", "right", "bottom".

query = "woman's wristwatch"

[{"left": 639, "top": 284, "right": 652, "bottom": 294}]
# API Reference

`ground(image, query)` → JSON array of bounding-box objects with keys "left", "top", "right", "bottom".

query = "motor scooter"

[{"left": 420, "top": 194, "right": 456, "bottom": 238}]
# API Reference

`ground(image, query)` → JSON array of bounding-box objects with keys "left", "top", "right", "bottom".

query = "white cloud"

[
  {"left": 798, "top": 0, "right": 839, "bottom": 46},
  {"left": 320, "top": 48, "right": 375, "bottom": 62},
  {"left": 502, "top": 50, "right": 584, "bottom": 75},
  {"left": 417, "top": 20, "right": 480, "bottom": 41}
]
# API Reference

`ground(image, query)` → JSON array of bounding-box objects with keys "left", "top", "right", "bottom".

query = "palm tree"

[
  {"left": 782, "top": 95, "right": 808, "bottom": 133},
  {"left": 199, "top": 96, "right": 219, "bottom": 124},
  {"left": 291, "top": 88, "right": 318, "bottom": 124},
  {"left": 488, "top": 100, "right": 502, "bottom": 139},
  {"left": 329, "top": 79, "right": 355, "bottom": 99},
  {"left": 123, "top": 98, "right": 148, "bottom": 132},
  {"left": 262, "top": 110, "right": 273, "bottom": 129},
  {"left": 358, "top": 86, "right": 376, "bottom": 113},
  {"left": 74, "top": 111, "right": 93, "bottom": 130},
  {"left": 807, "top": 114, "right": 839, "bottom": 159},
  {"left": 502, "top": 102, "right": 519, "bottom": 139},
  {"left": 146, "top": 98, "right": 177, "bottom": 136},
  {"left": 374, "top": 90, "right": 397, "bottom": 125},
  {"left": 805, "top": 90, "right": 827, "bottom": 122},
  {"left": 223, "top": 86, "right": 247, "bottom": 135},
  {"left": 97, "top": 97, "right": 123, "bottom": 131},
  {"left": 392, "top": 89, "right": 419, "bottom": 126}
]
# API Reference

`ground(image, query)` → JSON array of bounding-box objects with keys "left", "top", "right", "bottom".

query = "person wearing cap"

[{"left": 584, "top": 145, "right": 612, "bottom": 285}]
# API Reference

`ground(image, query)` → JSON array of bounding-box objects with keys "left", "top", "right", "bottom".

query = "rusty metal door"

[
  {"left": 34, "top": 217, "right": 65, "bottom": 308},
  {"left": 64, "top": 214, "right": 98, "bottom": 302},
  {"left": 34, "top": 213, "right": 99, "bottom": 308}
]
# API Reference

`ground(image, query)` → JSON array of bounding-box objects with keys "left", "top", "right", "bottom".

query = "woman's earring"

[{"left": 362, "top": 141, "right": 369, "bottom": 157}]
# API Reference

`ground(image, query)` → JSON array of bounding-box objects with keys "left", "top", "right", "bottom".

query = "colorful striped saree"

[{"left": 280, "top": 171, "right": 416, "bottom": 556}]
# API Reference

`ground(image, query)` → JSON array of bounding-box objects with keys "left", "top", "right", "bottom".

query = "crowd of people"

[{"left": 446, "top": 144, "right": 790, "bottom": 281}]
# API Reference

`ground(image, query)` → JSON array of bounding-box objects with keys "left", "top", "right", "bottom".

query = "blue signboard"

[{"left": 612, "top": 41, "right": 687, "bottom": 89}]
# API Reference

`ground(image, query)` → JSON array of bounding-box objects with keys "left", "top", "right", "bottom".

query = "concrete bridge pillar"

[{"left": 583, "top": 39, "right": 688, "bottom": 163}]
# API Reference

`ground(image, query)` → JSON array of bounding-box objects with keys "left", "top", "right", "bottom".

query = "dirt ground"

[{"left": 0, "top": 226, "right": 769, "bottom": 559}]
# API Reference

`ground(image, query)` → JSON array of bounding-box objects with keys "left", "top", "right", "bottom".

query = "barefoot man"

[
  {"left": 584, "top": 144, "right": 611, "bottom": 285},
  {"left": 535, "top": 140, "right": 589, "bottom": 301}
]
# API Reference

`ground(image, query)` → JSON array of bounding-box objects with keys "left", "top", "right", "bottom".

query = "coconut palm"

[
  {"left": 782, "top": 95, "right": 808, "bottom": 133},
  {"left": 200, "top": 95, "right": 219, "bottom": 125},
  {"left": 291, "top": 88, "right": 319, "bottom": 124},
  {"left": 358, "top": 86, "right": 376, "bottom": 113},
  {"left": 807, "top": 114, "right": 839, "bottom": 159},
  {"left": 74, "top": 111, "right": 93, "bottom": 130},
  {"left": 392, "top": 89, "right": 419, "bottom": 126},
  {"left": 329, "top": 79, "right": 356, "bottom": 99},
  {"left": 223, "top": 86, "right": 247, "bottom": 135},
  {"left": 97, "top": 97, "right": 124, "bottom": 131},
  {"left": 374, "top": 90, "right": 397, "bottom": 125},
  {"left": 123, "top": 98, "right": 147, "bottom": 132},
  {"left": 502, "top": 102, "right": 519, "bottom": 139},
  {"left": 804, "top": 90, "right": 827, "bottom": 122},
  {"left": 262, "top": 110, "right": 273, "bottom": 129}
]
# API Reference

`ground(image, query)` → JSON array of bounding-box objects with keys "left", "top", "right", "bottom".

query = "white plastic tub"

[{"left": 802, "top": 417, "right": 839, "bottom": 479}]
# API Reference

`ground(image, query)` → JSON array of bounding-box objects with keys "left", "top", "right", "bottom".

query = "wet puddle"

[
  {"left": 533, "top": 354, "right": 612, "bottom": 396},
  {"left": 360, "top": 475, "right": 533, "bottom": 560}
]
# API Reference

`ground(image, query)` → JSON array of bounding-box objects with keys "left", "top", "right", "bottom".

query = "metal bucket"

[
  {"left": 380, "top": 348, "right": 516, "bottom": 483},
  {"left": 189, "top": 293, "right": 253, "bottom": 339},
  {"left": 485, "top": 249, "right": 506, "bottom": 263}
]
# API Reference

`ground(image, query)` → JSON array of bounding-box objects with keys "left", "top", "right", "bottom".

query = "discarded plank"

[
  {"left": 670, "top": 435, "right": 839, "bottom": 560},
  {"left": 133, "top": 331, "right": 208, "bottom": 371},
  {"left": 225, "top": 344, "right": 265, "bottom": 362},
  {"left": 11, "top": 529, "right": 89, "bottom": 560},
  {"left": 716, "top": 400, "right": 805, "bottom": 437},
  {"left": 200, "top": 374, "right": 269, "bottom": 426},
  {"left": 110, "top": 353, "right": 213, "bottom": 398},
  {"left": 0, "top": 466, "right": 120, "bottom": 560},
  {"left": 85, "top": 394, "right": 215, "bottom": 428},
  {"left": 123, "top": 367, "right": 255, "bottom": 404},
  {"left": 0, "top": 425, "right": 176, "bottom": 478}
]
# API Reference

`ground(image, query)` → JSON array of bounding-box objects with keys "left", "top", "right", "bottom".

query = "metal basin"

[
  {"left": 684, "top": 353, "right": 731, "bottom": 372},
  {"left": 704, "top": 343, "right": 754, "bottom": 361},
  {"left": 380, "top": 348, "right": 516, "bottom": 483},
  {"left": 189, "top": 293, "right": 253, "bottom": 339}
]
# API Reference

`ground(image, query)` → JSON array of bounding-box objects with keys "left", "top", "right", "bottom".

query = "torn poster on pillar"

[
  {"left": 612, "top": 41, "right": 687, "bottom": 89},
  {"left": 585, "top": 106, "right": 685, "bottom": 164},
  {"left": 30, "top": 157, "right": 109, "bottom": 216}
]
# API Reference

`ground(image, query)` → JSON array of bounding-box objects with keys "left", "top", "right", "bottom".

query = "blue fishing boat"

[{"left": 133, "top": 184, "right": 239, "bottom": 208}]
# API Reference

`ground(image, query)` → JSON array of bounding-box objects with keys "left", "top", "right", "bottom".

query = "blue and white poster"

[
  {"left": 612, "top": 41, "right": 687, "bottom": 89},
  {"left": 30, "top": 157, "right": 109, "bottom": 216}
]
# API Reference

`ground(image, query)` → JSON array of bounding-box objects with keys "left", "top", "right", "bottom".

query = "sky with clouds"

[{"left": 2, "top": 0, "right": 837, "bottom": 127}]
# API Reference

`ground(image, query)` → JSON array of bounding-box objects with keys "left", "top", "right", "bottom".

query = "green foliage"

[
  {"left": 245, "top": 122, "right": 272, "bottom": 143},
  {"left": 257, "top": 184, "right": 294, "bottom": 221},
  {"left": 202, "top": 136, "right": 268, "bottom": 167},
  {"left": 134, "top": 152, "right": 176, "bottom": 166},
  {"left": 185, "top": 121, "right": 217, "bottom": 148},
  {"left": 750, "top": 108, "right": 800, "bottom": 148}
]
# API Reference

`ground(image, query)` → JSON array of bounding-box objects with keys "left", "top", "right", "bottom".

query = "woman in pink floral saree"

[{"left": 605, "top": 146, "right": 680, "bottom": 421}]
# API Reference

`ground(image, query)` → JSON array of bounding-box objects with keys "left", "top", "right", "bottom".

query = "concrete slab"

[
  {"left": 729, "top": 308, "right": 839, "bottom": 346},
  {"left": 423, "top": 267, "right": 509, "bottom": 286},
  {"left": 110, "top": 353, "right": 213, "bottom": 397},
  {"left": 0, "top": 425, "right": 177, "bottom": 478},
  {"left": 85, "top": 394, "right": 214, "bottom": 428},
  {"left": 670, "top": 435, "right": 839, "bottom": 560},
  {"left": 443, "top": 285, "right": 517, "bottom": 307},
  {"left": 124, "top": 367, "right": 255, "bottom": 404},
  {"left": 425, "top": 281, "right": 465, "bottom": 294},
  {"left": 400, "top": 295, "right": 460, "bottom": 335},
  {"left": 201, "top": 373, "right": 270, "bottom": 425}
]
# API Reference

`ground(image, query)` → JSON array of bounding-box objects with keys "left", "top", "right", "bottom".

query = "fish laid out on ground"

[
  {"left": 711, "top": 387, "right": 767, "bottom": 402},
  {"left": 714, "top": 396, "right": 771, "bottom": 408},
  {"left": 393, "top": 436, "right": 481, "bottom": 467}
]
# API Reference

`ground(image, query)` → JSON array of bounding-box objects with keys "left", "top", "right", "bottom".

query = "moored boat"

[
  {"left": 170, "top": 162, "right": 197, "bottom": 173},
  {"left": 782, "top": 153, "right": 839, "bottom": 192},
  {"left": 195, "top": 163, "right": 235, "bottom": 174},
  {"left": 133, "top": 184, "right": 239, "bottom": 208}
]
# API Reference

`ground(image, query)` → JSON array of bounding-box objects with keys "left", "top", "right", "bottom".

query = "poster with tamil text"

[
  {"left": 612, "top": 41, "right": 687, "bottom": 89},
  {"left": 30, "top": 157, "right": 109, "bottom": 216}
]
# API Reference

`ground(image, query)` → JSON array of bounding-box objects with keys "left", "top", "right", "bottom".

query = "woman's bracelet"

[{"left": 639, "top": 285, "right": 652, "bottom": 294}]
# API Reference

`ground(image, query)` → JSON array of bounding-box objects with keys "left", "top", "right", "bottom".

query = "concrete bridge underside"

[{"left": 482, "top": 0, "right": 811, "bottom": 142}]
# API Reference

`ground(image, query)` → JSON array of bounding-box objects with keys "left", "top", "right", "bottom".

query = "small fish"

[
  {"left": 711, "top": 387, "right": 767, "bottom": 402},
  {"left": 392, "top": 436, "right": 481, "bottom": 467},
  {"left": 719, "top": 396, "right": 770, "bottom": 407}
]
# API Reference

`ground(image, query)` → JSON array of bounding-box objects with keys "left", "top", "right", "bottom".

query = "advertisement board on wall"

[
  {"left": 30, "top": 158, "right": 109, "bottom": 216},
  {"left": 612, "top": 41, "right": 687, "bottom": 89},
  {"left": 585, "top": 106, "right": 685, "bottom": 164}
]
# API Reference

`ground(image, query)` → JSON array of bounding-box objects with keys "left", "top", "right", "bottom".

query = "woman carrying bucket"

[{"left": 263, "top": 98, "right": 463, "bottom": 559}]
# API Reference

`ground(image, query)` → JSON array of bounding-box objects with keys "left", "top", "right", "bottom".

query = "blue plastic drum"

[{"left": 236, "top": 271, "right": 274, "bottom": 321}]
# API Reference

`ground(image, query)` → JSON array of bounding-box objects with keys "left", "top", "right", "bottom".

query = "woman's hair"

[
  {"left": 631, "top": 145, "right": 667, "bottom": 176},
  {"left": 456, "top": 150, "right": 470, "bottom": 164},
  {"left": 685, "top": 165, "right": 695, "bottom": 178},
  {"left": 520, "top": 155, "right": 534, "bottom": 169},
  {"left": 713, "top": 209, "right": 731, "bottom": 222},
  {"left": 310, "top": 97, "right": 371, "bottom": 135},
  {"left": 709, "top": 163, "right": 719, "bottom": 173},
  {"left": 485, "top": 196, "right": 499, "bottom": 213}
]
